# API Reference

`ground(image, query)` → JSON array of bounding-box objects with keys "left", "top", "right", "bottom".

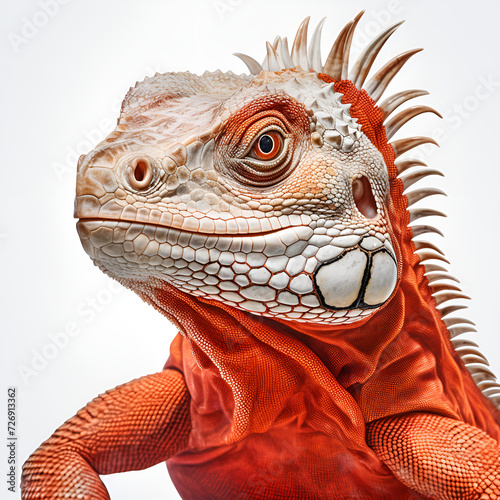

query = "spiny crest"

[
  {"left": 235, "top": 13, "right": 500, "bottom": 408},
  {"left": 234, "top": 12, "right": 422, "bottom": 109}
]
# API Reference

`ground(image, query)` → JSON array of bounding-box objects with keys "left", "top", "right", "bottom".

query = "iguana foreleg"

[
  {"left": 21, "top": 369, "right": 191, "bottom": 499},
  {"left": 367, "top": 412, "right": 500, "bottom": 499}
]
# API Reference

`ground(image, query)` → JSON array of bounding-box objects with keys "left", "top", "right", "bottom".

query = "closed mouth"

[{"left": 77, "top": 217, "right": 308, "bottom": 239}]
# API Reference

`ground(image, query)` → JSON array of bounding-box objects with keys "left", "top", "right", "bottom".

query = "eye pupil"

[
  {"left": 259, "top": 135, "right": 274, "bottom": 154},
  {"left": 251, "top": 130, "right": 282, "bottom": 161}
]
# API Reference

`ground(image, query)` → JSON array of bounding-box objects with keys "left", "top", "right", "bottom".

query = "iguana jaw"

[{"left": 76, "top": 214, "right": 397, "bottom": 325}]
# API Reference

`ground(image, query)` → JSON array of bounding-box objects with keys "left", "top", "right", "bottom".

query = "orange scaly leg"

[
  {"left": 367, "top": 412, "right": 500, "bottom": 499},
  {"left": 21, "top": 369, "right": 191, "bottom": 499}
]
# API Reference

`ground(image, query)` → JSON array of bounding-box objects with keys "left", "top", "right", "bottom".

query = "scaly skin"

[
  {"left": 367, "top": 413, "right": 500, "bottom": 499},
  {"left": 22, "top": 370, "right": 191, "bottom": 499},
  {"left": 22, "top": 13, "right": 500, "bottom": 500}
]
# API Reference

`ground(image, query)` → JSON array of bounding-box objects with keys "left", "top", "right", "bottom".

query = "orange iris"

[{"left": 252, "top": 131, "right": 282, "bottom": 160}]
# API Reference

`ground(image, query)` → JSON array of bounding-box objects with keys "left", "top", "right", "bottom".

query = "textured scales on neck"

[{"left": 74, "top": 12, "right": 500, "bottom": 414}]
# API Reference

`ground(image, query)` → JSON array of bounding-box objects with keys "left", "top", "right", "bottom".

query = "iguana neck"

[{"left": 126, "top": 270, "right": 500, "bottom": 453}]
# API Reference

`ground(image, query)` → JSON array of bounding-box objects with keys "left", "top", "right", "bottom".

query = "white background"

[{"left": 1, "top": 1, "right": 500, "bottom": 499}]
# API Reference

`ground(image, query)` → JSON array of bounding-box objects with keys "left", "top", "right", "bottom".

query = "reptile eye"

[
  {"left": 251, "top": 131, "right": 282, "bottom": 160},
  {"left": 219, "top": 114, "right": 297, "bottom": 187}
]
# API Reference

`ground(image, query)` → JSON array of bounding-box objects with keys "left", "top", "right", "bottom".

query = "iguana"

[{"left": 22, "top": 12, "right": 500, "bottom": 500}]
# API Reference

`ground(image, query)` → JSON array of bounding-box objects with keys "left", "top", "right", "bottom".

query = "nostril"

[
  {"left": 133, "top": 160, "right": 147, "bottom": 182},
  {"left": 352, "top": 175, "right": 378, "bottom": 220},
  {"left": 129, "top": 157, "right": 154, "bottom": 190}
]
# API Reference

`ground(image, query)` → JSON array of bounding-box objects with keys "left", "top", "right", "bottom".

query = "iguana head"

[{"left": 75, "top": 14, "right": 437, "bottom": 326}]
